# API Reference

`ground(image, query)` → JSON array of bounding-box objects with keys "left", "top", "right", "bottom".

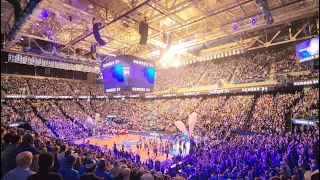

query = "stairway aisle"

[
  {"left": 25, "top": 78, "right": 32, "bottom": 95},
  {"left": 284, "top": 92, "right": 304, "bottom": 132},
  {"left": 269, "top": 59, "right": 276, "bottom": 81},
  {"left": 243, "top": 95, "right": 258, "bottom": 130},
  {"left": 196, "top": 61, "right": 214, "bottom": 86},
  {"left": 56, "top": 101, "right": 87, "bottom": 131},
  {"left": 29, "top": 101, "right": 60, "bottom": 138},
  {"left": 228, "top": 67, "right": 238, "bottom": 84}
]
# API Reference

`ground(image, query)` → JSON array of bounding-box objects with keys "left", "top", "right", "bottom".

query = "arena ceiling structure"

[{"left": 1, "top": 0, "right": 319, "bottom": 66}]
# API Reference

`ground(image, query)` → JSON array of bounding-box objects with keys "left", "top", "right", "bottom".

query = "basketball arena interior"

[{"left": 0, "top": 0, "right": 319, "bottom": 180}]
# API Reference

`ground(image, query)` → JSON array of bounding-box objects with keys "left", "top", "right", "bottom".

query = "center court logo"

[{"left": 117, "top": 139, "right": 138, "bottom": 149}]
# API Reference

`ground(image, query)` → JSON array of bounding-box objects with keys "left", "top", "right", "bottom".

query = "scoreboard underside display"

[
  {"left": 101, "top": 55, "right": 156, "bottom": 93},
  {"left": 295, "top": 36, "right": 319, "bottom": 63}
]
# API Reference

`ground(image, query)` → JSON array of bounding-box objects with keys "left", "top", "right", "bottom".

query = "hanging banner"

[{"left": 8, "top": 53, "right": 100, "bottom": 73}]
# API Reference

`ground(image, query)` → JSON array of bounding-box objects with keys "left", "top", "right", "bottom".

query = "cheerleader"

[{"left": 144, "top": 141, "right": 148, "bottom": 150}]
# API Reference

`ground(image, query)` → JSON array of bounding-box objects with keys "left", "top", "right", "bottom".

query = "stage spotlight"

[
  {"left": 232, "top": 25, "right": 237, "bottom": 30},
  {"left": 251, "top": 18, "right": 257, "bottom": 25}
]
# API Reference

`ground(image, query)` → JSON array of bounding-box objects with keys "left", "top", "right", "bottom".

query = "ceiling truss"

[{"left": 1, "top": 0, "right": 319, "bottom": 64}]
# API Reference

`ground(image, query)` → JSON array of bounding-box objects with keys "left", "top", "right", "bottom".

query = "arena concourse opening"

[{"left": 1, "top": 0, "right": 319, "bottom": 180}]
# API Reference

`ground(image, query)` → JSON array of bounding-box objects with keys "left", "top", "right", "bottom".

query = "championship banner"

[{"left": 8, "top": 53, "right": 100, "bottom": 73}]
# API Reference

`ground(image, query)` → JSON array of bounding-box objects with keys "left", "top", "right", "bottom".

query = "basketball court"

[{"left": 74, "top": 133, "right": 190, "bottom": 162}]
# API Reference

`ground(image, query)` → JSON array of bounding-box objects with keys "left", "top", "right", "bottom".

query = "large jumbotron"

[{"left": 1, "top": 0, "right": 319, "bottom": 180}]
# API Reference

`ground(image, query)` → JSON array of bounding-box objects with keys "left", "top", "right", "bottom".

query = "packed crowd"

[
  {"left": 1, "top": 117, "right": 319, "bottom": 180},
  {"left": 4, "top": 100, "right": 55, "bottom": 137},
  {"left": 57, "top": 100, "right": 92, "bottom": 130},
  {"left": 68, "top": 81, "right": 105, "bottom": 96},
  {"left": 250, "top": 92, "right": 301, "bottom": 133},
  {"left": 213, "top": 95, "right": 255, "bottom": 131},
  {"left": 153, "top": 62, "right": 210, "bottom": 92},
  {"left": 273, "top": 50, "right": 318, "bottom": 83},
  {"left": 1, "top": 88, "right": 319, "bottom": 180},
  {"left": 197, "top": 59, "right": 237, "bottom": 87},
  {"left": 2, "top": 48, "right": 318, "bottom": 95},
  {"left": 232, "top": 53, "right": 271, "bottom": 84},
  {"left": 27, "top": 78, "right": 76, "bottom": 96},
  {"left": 3, "top": 87, "right": 319, "bottom": 141},
  {"left": 293, "top": 88, "right": 319, "bottom": 120},
  {"left": 274, "top": 50, "right": 313, "bottom": 73},
  {"left": 194, "top": 96, "right": 227, "bottom": 136},
  {"left": 275, "top": 70, "right": 319, "bottom": 83},
  {"left": 32, "top": 101, "right": 87, "bottom": 139},
  {"left": 1, "top": 76, "right": 28, "bottom": 95},
  {"left": 177, "top": 126, "right": 319, "bottom": 180},
  {"left": 1, "top": 102, "right": 22, "bottom": 124}
]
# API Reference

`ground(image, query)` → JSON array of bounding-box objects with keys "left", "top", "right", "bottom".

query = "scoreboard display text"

[{"left": 101, "top": 55, "right": 156, "bottom": 93}]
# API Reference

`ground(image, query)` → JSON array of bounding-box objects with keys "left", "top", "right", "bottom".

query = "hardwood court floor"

[{"left": 74, "top": 134, "right": 175, "bottom": 162}]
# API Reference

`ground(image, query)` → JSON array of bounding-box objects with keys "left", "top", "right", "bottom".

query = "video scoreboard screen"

[
  {"left": 295, "top": 36, "right": 319, "bottom": 63},
  {"left": 101, "top": 55, "right": 156, "bottom": 93}
]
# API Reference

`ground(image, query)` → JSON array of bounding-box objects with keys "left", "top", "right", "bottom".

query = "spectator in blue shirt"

[
  {"left": 57, "top": 144, "right": 68, "bottom": 166},
  {"left": 1, "top": 133, "right": 12, "bottom": 152},
  {"left": 4, "top": 133, "right": 41, "bottom": 176},
  {"left": 95, "top": 158, "right": 114, "bottom": 180},
  {"left": 1, "top": 134, "right": 21, "bottom": 178},
  {"left": 60, "top": 150, "right": 72, "bottom": 167},
  {"left": 27, "top": 152, "right": 63, "bottom": 180},
  {"left": 58, "top": 154, "right": 80, "bottom": 180},
  {"left": 46, "top": 141, "right": 52, "bottom": 152},
  {"left": 2, "top": 151, "right": 35, "bottom": 180}
]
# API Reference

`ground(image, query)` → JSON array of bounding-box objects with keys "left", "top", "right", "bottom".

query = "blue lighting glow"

[
  {"left": 111, "top": 64, "right": 124, "bottom": 82},
  {"left": 41, "top": 9, "right": 49, "bottom": 19},
  {"left": 232, "top": 25, "right": 237, "bottom": 30},
  {"left": 251, "top": 18, "right": 257, "bottom": 25},
  {"left": 296, "top": 37, "right": 319, "bottom": 60},
  {"left": 143, "top": 67, "right": 155, "bottom": 83}
]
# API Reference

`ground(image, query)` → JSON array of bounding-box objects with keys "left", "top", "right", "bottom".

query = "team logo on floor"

[
  {"left": 94, "top": 135, "right": 113, "bottom": 140},
  {"left": 117, "top": 139, "right": 138, "bottom": 149}
]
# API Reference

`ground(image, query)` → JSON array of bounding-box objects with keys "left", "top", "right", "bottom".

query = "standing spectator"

[
  {"left": 5, "top": 134, "right": 41, "bottom": 176},
  {"left": 1, "top": 134, "right": 21, "bottom": 177},
  {"left": 95, "top": 158, "right": 114, "bottom": 180},
  {"left": 80, "top": 158, "right": 102, "bottom": 180},
  {"left": 58, "top": 154, "right": 80, "bottom": 180},
  {"left": 1, "top": 133, "right": 12, "bottom": 152},
  {"left": 1, "top": 127, "right": 6, "bottom": 144},
  {"left": 140, "top": 170, "right": 154, "bottom": 180},
  {"left": 52, "top": 146, "right": 60, "bottom": 172},
  {"left": 57, "top": 144, "right": 68, "bottom": 166},
  {"left": 110, "top": 161, "right": 121, "bottom": 177},
  {"left": 155, "top": 172, "right": 163, "bottom": 180},
  {"left": 122, "top": 168, "right": 131, "bottom": 180},
  {"left": 2, "top": 151, "right": 35, "bottom": 180},
  {"left": 27, "top": 152, "right": 63, "bottom": 180},
  {"left": 74, "top": 156, "right": 82, "bottom": 171},
  {"left": 46, "top": 141, "right": 52, "bottom": 152},
  {"left": 29, "top": 154, "right": 40, "bottom": 172}
]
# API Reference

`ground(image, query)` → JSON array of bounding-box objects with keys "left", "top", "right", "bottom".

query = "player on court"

[{"left": 183, "top": 142, "right": 187, "bottom": 154}]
